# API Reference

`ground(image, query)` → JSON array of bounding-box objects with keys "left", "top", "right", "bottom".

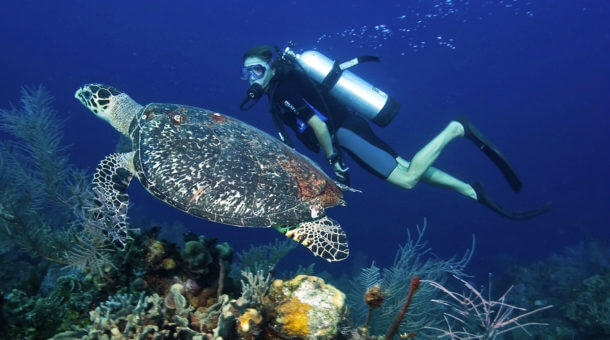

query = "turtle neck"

[{"left": 110, "top": 93, "right": 143, "bottom": 137}]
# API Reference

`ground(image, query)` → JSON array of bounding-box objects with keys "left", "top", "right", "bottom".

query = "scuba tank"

[{"left": 283, "top": 47, "right": 400, "bottom": 127}]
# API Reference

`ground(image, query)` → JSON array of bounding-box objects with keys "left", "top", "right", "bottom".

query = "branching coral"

[
  {"left": 425, "top": 275, "right": 552, "bottom": 339},
  {"left": 240, "top": 268, "right": 272, "bottom": 306}
]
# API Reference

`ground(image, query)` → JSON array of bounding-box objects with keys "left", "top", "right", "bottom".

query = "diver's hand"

[
  {"left": 332, "top": 161, "right": 349, "bottom": 183},
  {"left": 328, "top": 153, "right": 350, "bottom": 185}
]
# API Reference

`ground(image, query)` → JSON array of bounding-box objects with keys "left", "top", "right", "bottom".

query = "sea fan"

[
  {"left": 63, "top": 224, "right": 115, "bottom": 277},
  {"left": 347, "top": 218, "right": 475, "bottom": 336},
  {"left": 233, "top": 238, "right": 297, "bottom": 276},
  {"left": 347, "top": 261, "right": 382, "bottom": 322}
]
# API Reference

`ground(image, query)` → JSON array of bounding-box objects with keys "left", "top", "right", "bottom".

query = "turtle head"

[
  {"left": 75, "top": 84, "right": 121, "bottom": 119},
  {"left": 75, "top": 83, "right": 142, "bottom": 136}
]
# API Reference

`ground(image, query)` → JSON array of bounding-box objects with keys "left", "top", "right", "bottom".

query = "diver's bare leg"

[
  {"left": 387, "top": 121, "right": 464, "bottom": 190},
  {"left": 395, "top": 157, "right": 476, "bottom": 199}
]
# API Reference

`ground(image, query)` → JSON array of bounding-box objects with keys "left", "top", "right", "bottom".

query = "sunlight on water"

[{"left": 313, "top": 0, "right": 537, "bottom": 55}]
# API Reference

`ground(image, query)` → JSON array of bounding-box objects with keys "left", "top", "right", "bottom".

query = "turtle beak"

[
  {"left": 75, "top": 85, "right": 108, "bottom": 121},
  {"left": 74, "top": 87, "right": 89, "bottom": 107}
]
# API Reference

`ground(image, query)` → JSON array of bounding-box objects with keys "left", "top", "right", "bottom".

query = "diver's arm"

[
  {"left": 308, "top": 113, "right": 350, "bottom": 184},
  {"left": 307, "top": 115, "right": 334, "bottom": 158}
]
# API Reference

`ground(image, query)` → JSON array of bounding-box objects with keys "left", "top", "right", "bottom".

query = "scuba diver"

[{"left": 239, "top": 45, "right": 551, "bottom": 219}]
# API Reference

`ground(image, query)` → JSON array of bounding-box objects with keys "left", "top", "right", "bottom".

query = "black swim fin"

[
  {"left": 473, "top": 182, "right": 552, "bottom": 220},
  {"left": 456, "top": 115, "right": 523, "bottom": 192}
]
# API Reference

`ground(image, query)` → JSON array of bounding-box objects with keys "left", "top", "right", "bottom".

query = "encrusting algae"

[
  {"left": 277, "top": 297, "right": 312, "bottom": 337},
  {"left": 237, "top": 307, "right": 264, "bottom": 338},
  {"left": 265, "top": 275, "right": 347, "bottom": 340}
]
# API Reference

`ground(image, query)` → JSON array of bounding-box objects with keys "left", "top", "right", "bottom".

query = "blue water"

[{"left": 1, "top": 0, "right": 608, "bottom": 279}]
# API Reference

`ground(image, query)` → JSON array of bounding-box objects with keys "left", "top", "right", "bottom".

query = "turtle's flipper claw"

[{"left": 275, "top": 217, "right": 349, "bottom": 262}]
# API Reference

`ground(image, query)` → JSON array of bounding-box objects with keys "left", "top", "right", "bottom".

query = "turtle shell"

[{"left": 128, "top": 103, "right": 343, "bottom": 227}]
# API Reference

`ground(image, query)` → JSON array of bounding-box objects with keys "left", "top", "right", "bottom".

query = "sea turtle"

[{"left": 75, "top": 83, "right": 350, "bottom": 262}]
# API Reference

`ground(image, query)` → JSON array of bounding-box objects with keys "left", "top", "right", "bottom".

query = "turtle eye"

[{"left": 107, "top": 86, "right": 121, "bottom": 95}]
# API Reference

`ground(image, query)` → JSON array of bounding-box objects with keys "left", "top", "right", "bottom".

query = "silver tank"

[{"left": 295, "top": 50, "right": 399, "bottom": 127}]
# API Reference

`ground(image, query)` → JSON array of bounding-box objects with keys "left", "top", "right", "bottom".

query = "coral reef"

[
  {"left": 499, "top": 240, "right": 610, "bottom": 338},
  {"left": 48, "top": 231, "right": 244, "bottom": 339},
  {"left": 50, "top": 272, "right": 349, "bottom": 340},
  {"left": 564, "top": 272, "right": 610, "bottom": 335},
  {"left": 264, "top": 275, "right": 347, "bottom": 340},
  {"left": 5, "top": 220, "right": 554, "bottom": 340},
  {"left": 2, "top": 273, "right": 96, "bottom": 339},
  {"left": 36, "top": 229, "right": 354, "bottom": 340},
  {"left": 182, "top": 240, "right": 213, "bottom": 275},
  {"left": 1, "top": 224, "right": 240, "bottom": 340},
  {"left": 51, "top": 292, "right": 200, "bottom": 339}
]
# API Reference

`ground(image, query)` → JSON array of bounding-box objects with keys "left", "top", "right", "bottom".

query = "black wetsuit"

[{"left": 267, "top": 67, "right": 399, "bottom": 179}]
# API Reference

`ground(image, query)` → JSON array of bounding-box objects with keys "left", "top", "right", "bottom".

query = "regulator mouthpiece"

[{"left": 239, "top": 83, "right": 264, "bottom": 111}]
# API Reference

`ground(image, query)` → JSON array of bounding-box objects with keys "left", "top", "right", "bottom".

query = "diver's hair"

[
  {"left": 243, "top": 45, "right": 273, "bottom": 62},
  {"left": 270, "top": 58, "right": 294, "bottom": 78}
]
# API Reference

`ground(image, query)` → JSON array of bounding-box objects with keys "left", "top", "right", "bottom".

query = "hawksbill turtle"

[{"left": 75, "top": 83, "right": 350, "bottom": 262}]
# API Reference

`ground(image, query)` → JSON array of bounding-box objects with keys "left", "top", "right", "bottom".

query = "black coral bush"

[{"left": 0, "top": 86, "right": 113, "bottom": 289}]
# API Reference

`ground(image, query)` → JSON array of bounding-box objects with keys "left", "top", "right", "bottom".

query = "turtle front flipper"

[
  {"left": 274, "top": 217, "right": 349, "bottom": 262},
  {"left": 91, "top": 152, "right": 135, "bottom": 248}
]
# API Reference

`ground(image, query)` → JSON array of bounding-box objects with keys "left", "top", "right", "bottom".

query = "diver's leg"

[
  {"left": 395, "top": 157, "right": 551, "bottom": 218},
  {"left": 395, "top": 157, "right": 476, "bottom": 199},
  {"left": 335, "top": 116, "right": 550, "bottom": 219},
  {"left": 335, "top": 117, "right": 468, "bottom": 192},
  {"left": 387, "top": 122, "right": 464, "bottom": 189}
]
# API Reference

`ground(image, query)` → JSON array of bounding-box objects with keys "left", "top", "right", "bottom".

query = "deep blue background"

[{"left": 1, "top": 0, "right": 608, "bottom": 278}]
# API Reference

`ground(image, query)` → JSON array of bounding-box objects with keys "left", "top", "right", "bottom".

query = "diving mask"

[{"left": 241, "top": 64, "right": 267, "bottom": 82}]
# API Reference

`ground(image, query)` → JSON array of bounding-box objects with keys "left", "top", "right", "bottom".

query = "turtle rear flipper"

[
  {"left": 274, "top": 217, "right": 349, "bottom": 262},
  {"left": 91, "top": 152, "right": 135, "bottom": 248}
]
